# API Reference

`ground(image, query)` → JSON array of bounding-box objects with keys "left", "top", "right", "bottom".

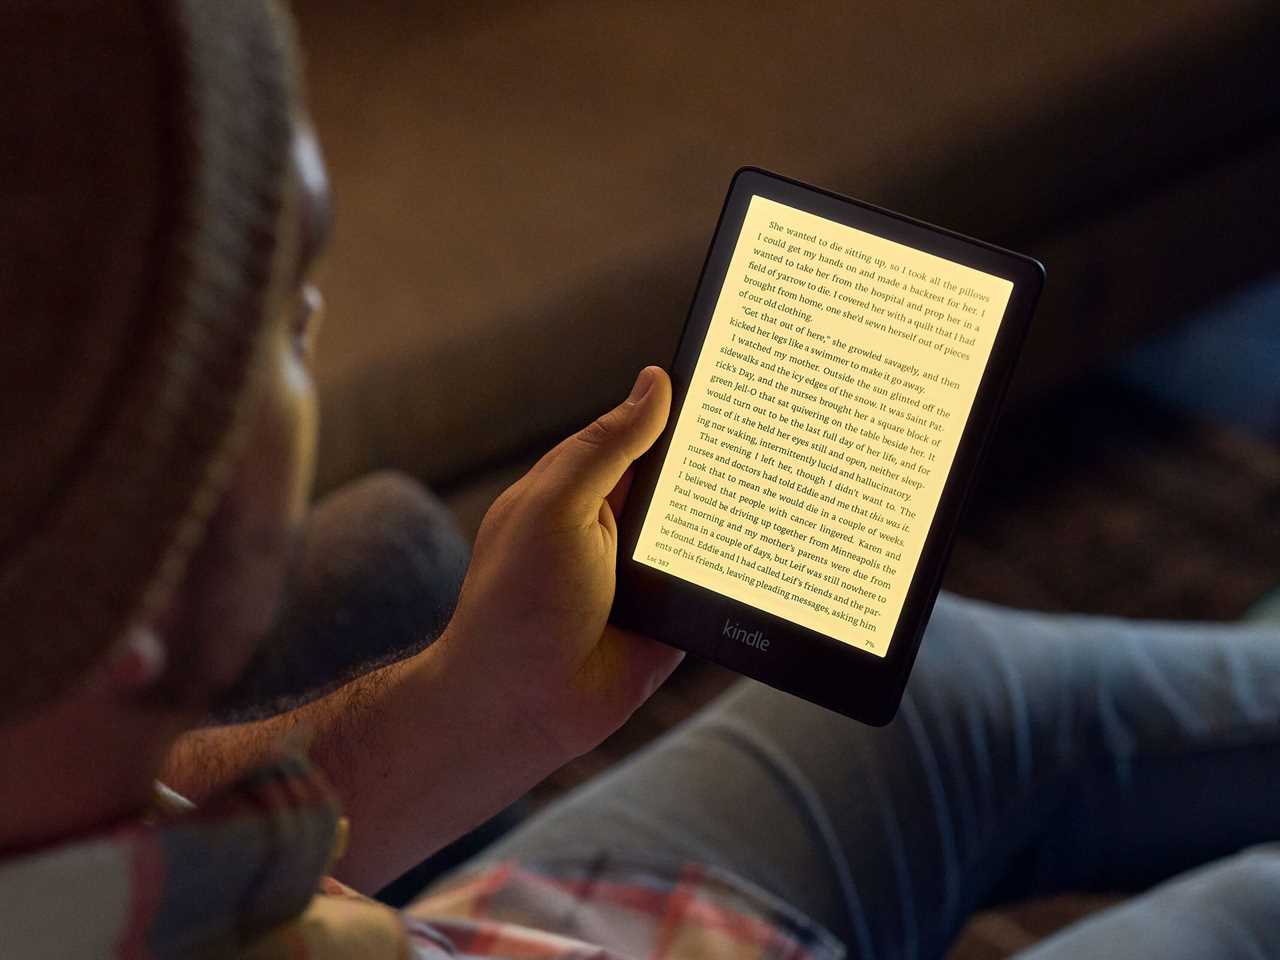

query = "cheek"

[
  {"left": 199, "top": 338, "right": 318, "bottom": 684},
  {"left": 277, "top": 339, "right": 319, "bottom": 524},
  {"left": 247, "top": 324, "right": 318, "bottom": 534}
]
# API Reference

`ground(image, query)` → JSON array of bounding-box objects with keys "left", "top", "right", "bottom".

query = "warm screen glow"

[{"left": 634, "top": 195, "right": 1012, "bottom": 656}]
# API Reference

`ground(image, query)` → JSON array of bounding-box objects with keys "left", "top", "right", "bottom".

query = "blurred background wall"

[{"left": 293, "top": 0, "right": 1279, "bottom": 500}]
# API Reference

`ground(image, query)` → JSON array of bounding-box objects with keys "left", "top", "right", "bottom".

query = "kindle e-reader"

[{"left": 610, "top": 168, "right": 1044, "bottom": 725}]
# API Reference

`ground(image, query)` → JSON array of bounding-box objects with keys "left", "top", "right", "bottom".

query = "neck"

[{"left": 0, "top": 688, "right": 185, "bottom": 855}]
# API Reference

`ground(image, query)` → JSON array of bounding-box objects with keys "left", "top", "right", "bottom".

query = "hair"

[{"left": 0, "top": 0, "right": 302, "bottom": 721}]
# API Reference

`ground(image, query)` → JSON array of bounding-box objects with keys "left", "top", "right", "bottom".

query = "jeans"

[{"left": 456, "top": 593, "right": 1280, "bottom": 959}]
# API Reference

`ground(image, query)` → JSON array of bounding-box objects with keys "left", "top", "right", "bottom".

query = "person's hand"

[{"left": 439, "top": 366, "right": 684, "bottom": 761}]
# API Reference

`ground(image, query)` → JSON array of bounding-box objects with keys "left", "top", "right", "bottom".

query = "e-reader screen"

[{"left": 631, "top": 193, "right": 1014, "bottom": 657}]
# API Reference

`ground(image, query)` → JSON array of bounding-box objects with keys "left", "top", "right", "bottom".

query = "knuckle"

[
  {"left": 486, "top": 484, "right": 521, "bottom": 523},
  {"left": 575, "top": 417, "right": 613, "bottom": 449},
  {"left": 576, "top": 410, "right": 622, "bottom": 449}
]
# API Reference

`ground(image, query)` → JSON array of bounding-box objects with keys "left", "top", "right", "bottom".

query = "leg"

[
  {"left": 1012, "top": 845, "right": 1280, "bottom": 959},
  {"left": 437, "top": 593, "right": 1280, "bottom": 958}
]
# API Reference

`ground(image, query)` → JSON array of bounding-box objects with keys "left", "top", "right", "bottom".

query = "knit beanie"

[{"left": 0, "top": 0, "right": 301, "bottom": 721}]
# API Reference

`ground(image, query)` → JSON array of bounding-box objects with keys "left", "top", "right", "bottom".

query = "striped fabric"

[
  {"left": 409, "top": 858, "right": 845, "bottom": 960},
  {"left": 0, "top": 757, "right": 842, "bottom": 959}
]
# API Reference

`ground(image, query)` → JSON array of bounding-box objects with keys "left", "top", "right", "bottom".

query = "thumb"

[{"left": 543, "top": 366, "right": 672, "bottom": 514}]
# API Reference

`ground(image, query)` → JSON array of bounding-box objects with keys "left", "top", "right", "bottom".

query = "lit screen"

[{"left": 634, "top": 195, "right": 1012, "bottom": 656}]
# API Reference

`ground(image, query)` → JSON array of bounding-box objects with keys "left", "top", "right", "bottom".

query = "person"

[{"left": 1, "top": 2, "right": 1277, "bottom": 957}]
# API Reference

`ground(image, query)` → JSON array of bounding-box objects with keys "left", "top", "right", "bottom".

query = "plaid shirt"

[{"left": 0, "top": 756, "right": 843, "bottom": 959}]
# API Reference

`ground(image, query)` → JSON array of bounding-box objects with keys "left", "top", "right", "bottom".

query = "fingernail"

[{"left": 628, "top": 367, "right": 656, "bottom": 403}]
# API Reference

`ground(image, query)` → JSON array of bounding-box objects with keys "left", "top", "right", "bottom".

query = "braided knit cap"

[{"left": 0, "top": 0, "right": 302, "bottom": 721}]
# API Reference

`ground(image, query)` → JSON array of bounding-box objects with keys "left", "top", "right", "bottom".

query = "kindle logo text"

[{"left": 724, "top": 618, "right": 770, "bottom": 651}]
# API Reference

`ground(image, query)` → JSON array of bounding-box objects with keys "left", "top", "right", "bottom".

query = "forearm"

[{"left": 162, "top": 631, "right": 562, "bottom": 893}]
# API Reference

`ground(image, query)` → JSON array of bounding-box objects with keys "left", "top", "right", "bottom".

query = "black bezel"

[{"left": 610, "top": 167, "right": 1044, "bottom": 725}]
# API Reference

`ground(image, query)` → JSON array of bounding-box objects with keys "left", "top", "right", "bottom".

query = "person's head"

[{"left": 0, "top": 0, "right": 328, "bottom": 741}]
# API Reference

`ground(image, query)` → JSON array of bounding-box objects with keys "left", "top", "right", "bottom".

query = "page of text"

[{"left": 634, "top": 195, "right": 1013, "bottom": 655}]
